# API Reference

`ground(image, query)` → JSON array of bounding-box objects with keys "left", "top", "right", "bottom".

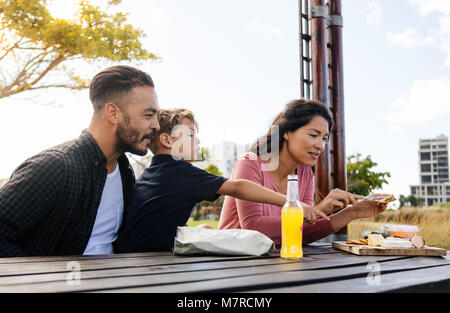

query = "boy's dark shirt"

[
  {"left": 116, "top": 154, "right": 227, "bottom": 252},
  {"left": 0, "top": 130, "right": 135, "bottom": 257}
]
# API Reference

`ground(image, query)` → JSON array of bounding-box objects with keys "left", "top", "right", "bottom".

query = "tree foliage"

[
  {"left": 346, "top": 153, "right": 391, "bottom": 196},
  {"left": 398, "top": 194, "right": 423, "bottom": 208},
  {"left": 194, "top": 164, "right": 224, "bottom": 220},
  {"left": 203, "top": 164, "right": 222, "bottom": 177},
  {"left": 0, "top": 0, "right": 158, "bottom": 99}
]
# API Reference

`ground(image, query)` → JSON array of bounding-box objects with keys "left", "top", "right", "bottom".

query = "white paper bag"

[{"left": 173, "top": 227, "right": 275, "bottom": 256}]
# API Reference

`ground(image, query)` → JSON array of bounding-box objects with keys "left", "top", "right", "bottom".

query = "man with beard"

[{"left": 0, "top": 65, "right": 160, "bottom": 257}]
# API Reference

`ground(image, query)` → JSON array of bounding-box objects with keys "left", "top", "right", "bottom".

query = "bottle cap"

[{"left": 287, "top": 174, "right": 298, "bottom": 181}]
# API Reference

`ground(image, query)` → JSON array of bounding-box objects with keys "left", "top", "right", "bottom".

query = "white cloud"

[
  {"left": 408, "top": 0, "right": 450, "bottom": 16},
  {"left": 438, "top": 16, "right": 450, "bottom": 65},
  {"left": 247, "top": 19, "right": 281, "bottom": 37},
  {"left": 408, "top": 0, "right": 450, "bottom": 65},
  {"left": 387, "top": 28, "right": 434, "bottom": 48},
  {"left": 387, "top": 29, "right": 418, "bottom": 48},
  {"left": 386, "top": 78, "right": 450, "bottom": 124}
]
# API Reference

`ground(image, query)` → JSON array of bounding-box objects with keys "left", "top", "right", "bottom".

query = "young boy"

[{"left": 115, "top": 109, "right": 323, "bottom": 253}]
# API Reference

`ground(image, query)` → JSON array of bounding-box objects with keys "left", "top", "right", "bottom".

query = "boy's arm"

[
  {"left": 218, "top": 179, "right": 318, "bottom": 209},
  {"left": 218, "top": 179, "right": 329, "bottom": 222},
  {"left": 217, "top": 179, "right": 286, "bottom": 206}
]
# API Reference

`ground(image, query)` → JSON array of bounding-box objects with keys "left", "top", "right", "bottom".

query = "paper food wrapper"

[{"left": 173, "top": 227, "right": 275, "bottom": 256}]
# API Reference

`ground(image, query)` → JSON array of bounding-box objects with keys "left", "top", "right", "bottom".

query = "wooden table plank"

[
  {"left": 0, "top": 252, "right": 411, "bottom": 292},
  {"left": 0, "top": 243, "right": 339, "bottom": 265},
  {"left": 1, "top": 244, "right": 447, "bottom": 293},
  {"left": 0, "top": 245, "right": 343, "bottom": 277},
  {"left": 0, "top": 252, "right": 174, "bottom": 264},
  {"left": 0, "top": 254, "right": 280, "bottom": 276},
  {"left": 0, "top": 244, "right": 338, "bottom": 266},
  {"left": 2, "top": 254, "right": 444, "bottom": 293},
  {"left": 95, "top": 256, "right": 450, "bottom": 293},
  {"left": 0, "top": 252, "right": 404, "bottom": 286},
  {"left": 256, "top": 264, "right": 450, "bottom": 293}
]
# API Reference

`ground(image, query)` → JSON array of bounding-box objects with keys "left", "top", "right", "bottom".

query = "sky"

[{"left": 1, "top": 0, "right": 450, "bottom": 208}]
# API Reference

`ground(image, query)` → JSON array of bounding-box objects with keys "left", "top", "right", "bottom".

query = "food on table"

[
  {"left": 382, "top": 224, "right": 419, "bottom": 239},
  {"left": 345, "top": 231, "right": 427, "bottom": 249},
  {"left": 367, "top": 234, "right": 384, "bottom": 247},
  {"left": 361, "top": 230, "right": 391, "bottom": 239},
  {"left": 380, "top": 238, "right": 413, "bottom": 249},
  {"left": 345, "top": 239, "right": 368, "bottom": 245},
  {"left": 411, "top": 235, "right": 426, "bottom": 249}
]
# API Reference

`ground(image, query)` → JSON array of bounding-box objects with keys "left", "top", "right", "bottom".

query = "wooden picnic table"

[{"left": 0, "top": 243, "right": 449, "bottom": 293}]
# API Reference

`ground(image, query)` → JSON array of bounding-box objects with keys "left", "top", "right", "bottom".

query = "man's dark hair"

[{"left": 89, "top": 65, "right": 154, "bottom": 112}]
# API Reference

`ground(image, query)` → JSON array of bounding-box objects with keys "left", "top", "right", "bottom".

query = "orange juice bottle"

[{"left": 280, "top": 175, "right": 303, "bottom": 260}]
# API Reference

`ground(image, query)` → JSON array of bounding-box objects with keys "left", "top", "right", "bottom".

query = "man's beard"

[{"left": 116, "top": 116, "right": 155, "bottom": 156}]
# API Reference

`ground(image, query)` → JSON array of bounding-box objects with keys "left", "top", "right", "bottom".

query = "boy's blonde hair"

[{"left": 149, "top": 108, "right": 198, "bottom": 153}]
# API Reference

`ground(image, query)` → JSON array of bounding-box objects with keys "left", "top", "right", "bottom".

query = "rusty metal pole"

[
  {"left": 310, "top": 0, "right": 331, "bottom": 202},
  {"left": 328, "top": 0, "right": 347, "bottom": 235},
  {"left": 299, "top": 0, "right": 305, "bottom": 98},
  {"left": 328, "top": 0, "right": 346, "bottom": 191},
  {"left": 299, "top": 0, "right": 311, "bottom": 99}
]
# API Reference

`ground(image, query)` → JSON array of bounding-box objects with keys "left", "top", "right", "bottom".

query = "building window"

[
  {"left": 420, "top": 152, "right": 431, "bottom": 161},
  {"left": 421, "top": 164, "right": 431, "bottom": 172},
  {"left": 438, "top": 158, "right": 448, "bottom": 167}
]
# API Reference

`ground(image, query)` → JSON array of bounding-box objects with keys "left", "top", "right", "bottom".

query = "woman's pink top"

[{"left": 218, "top": 152, "right": 336, "bottom": 246}]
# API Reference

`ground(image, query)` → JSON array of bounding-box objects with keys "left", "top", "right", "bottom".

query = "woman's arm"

[{"left": 329, "top": 197, "right": 388, "bottom": 231}]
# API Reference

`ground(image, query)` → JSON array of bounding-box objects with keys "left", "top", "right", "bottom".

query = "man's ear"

[
  {"left": 159, "top": 133, "right": 173, "bottom": 149},
  {"left": 283, "top": 132, "right": 289, "bottom": 141},
  {"left": 104, "top": 102, "right": 121, "bottom": 125}
]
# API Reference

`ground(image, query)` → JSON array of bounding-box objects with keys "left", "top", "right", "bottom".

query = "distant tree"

[
  {"left": 0, "top": 0, "right": 158, "bottom": 99},
  {"left": 346, "top": 153, "right": 391, "bottom": 196},
  {"left": 398, "top": 194, "right": 424, "bottom": 208},
  {"left": 196, "top": 147, "right": 210, "bottom": 162},
  {"left": 195, "top": 164, "right": 224, "bottom": 220},
  {"left": 203, "top": 164, "right": 222, "bottom": 176}
]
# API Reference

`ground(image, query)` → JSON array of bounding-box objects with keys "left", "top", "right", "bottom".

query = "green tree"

[
  {"left": 398, "top": 194, "right": 423, "bottom": 208},
  {"left": 203, "top": 164, "right": 222, "bottom": 176},
  {"left": 0, "top": 0, "right": 158, "bottom": 99},
  {"left": 194, "top": 164, "right": 223, "bottom": 220},
  {"left": 197, "top": 147, "right": 211, "bottom": 162},
  {"left": 346, "top": 153, "right": 391, "bottom": 196}
]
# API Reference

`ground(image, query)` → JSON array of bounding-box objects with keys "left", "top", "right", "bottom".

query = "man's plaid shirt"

[{"left": 0, "top": 130, "right": 135, "bottom": 257}]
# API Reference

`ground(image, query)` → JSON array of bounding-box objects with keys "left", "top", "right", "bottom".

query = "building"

[
  {"left": 210, "top": 142, "right": 251, "bottom": 178},
  {"left": 410, "top": 134, "right": 450, "bottom": 206}
]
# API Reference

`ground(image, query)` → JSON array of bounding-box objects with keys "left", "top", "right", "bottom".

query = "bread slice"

[
  {"left": 368, "top": 234, "right": 384, "bottom": 247},
  {"left": 411, "top": 235, "right": 425, "bottom": 249}
]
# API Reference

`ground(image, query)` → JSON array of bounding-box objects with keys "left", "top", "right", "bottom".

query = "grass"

[
  {"left": 186, "top": 218, "right": 219, "bottom": 229},
  {"left": 348, "top": 205, "right": 450, "bottom": 250}
]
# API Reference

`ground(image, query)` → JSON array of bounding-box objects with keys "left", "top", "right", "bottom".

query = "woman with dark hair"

[{"left": 218, "top": 99, "right": 388, "bottom": 246}]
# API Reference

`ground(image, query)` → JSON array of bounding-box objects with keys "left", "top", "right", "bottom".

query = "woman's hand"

[
  {"left": 303, "top": 205, "right": 330, "bottom": 224},
  {"left": 345, "top": 193, "right": 389, "bottom": 219},
  {"left": 316, "top": 188, "right": 364, "bottom": 216}
]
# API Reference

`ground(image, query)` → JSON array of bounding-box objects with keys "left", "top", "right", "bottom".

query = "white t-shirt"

[{"left": 83, "top": 163, "right": 124, "bottom": 255}]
